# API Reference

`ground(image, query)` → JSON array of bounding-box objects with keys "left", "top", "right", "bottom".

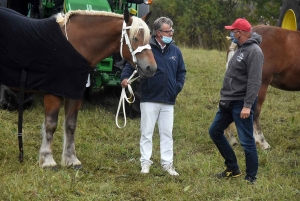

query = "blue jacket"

[{"left": 120, "top": 36, "right": 186, "bottom": 105}]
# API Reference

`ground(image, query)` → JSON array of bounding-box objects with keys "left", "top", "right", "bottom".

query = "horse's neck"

[{"left": 64, "top": 15, "right": 123, "bottom": 66}]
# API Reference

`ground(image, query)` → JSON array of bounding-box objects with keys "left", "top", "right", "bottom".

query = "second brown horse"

[{"left": 226, "top": 25, "right": 300, "bottom": 149}]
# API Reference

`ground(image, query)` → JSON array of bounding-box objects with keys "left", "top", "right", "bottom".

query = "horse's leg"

[
  {"left": 39, "top": 94, "right": 62, "bottom": 168},
  {"left": 224, "top": 123, "right": 239, "bottom": 146},
  {"left": 254, "top": 83, "right": 271, "bottom": 150},
  {"left": 61, "top": 98, "right": 82, "bottom": 169}
]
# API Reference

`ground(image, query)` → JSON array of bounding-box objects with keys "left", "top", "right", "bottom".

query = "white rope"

[
  {"left": 65, "top": 21, "right": 68, "bottom": 40},
  {"left": 64, "top": 19, "right": 71, "bottom": 40},
  {"left": 115, "top": 70, "right": 139, "bottom": 128},
  {"left": 115, "top": 21, "right": 151, "bottom": 128}
]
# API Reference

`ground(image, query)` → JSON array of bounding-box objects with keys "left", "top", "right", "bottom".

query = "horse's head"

[{"left": 120, "top": 9, "right": 157, "bottom": 78}]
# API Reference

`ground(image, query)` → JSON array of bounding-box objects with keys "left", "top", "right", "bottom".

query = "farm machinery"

[
  {"left": 278, "top": 0, "right": 300, "bottom": 31},
  {"left": 0, "top": 0, "right": 151, "bottom": 110}
]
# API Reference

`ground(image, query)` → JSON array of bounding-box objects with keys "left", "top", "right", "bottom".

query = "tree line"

[{"left": 149, "top": 0, "right": 282, "bottom": 50}]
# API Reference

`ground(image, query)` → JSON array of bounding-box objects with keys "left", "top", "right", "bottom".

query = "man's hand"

[
  {"left": 121, "top": 79, "right": 129, "bottom": 88},
  {"left": 240, "top": 107, "right": 251, "bottom": 119}
]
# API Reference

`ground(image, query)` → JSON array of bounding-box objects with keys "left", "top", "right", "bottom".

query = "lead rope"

[
  {"left": 18, "top": 69, "right": 26, "bottom": 163},
  {"left": 115, "top": 70, "right": 139, "bottom": 128},
  {"left": 116, "top": 21, "right": 151, "bottom": 128}
]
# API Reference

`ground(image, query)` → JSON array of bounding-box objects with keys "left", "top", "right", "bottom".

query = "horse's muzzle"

[{"left": 137, "top": 65, "right": 157, "bottom": 78}]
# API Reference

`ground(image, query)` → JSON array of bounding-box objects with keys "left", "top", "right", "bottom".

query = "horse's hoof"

[
  {"left": 230, "top": 141, "right": 238, "bottom": 146},
  {"left": 43, "top": 165, "right": 59, "bottom": 172},
  {"left": 73, "top": 164, "right": 82, "bottom": 170},
  {"left": 229, "top": 138, "right": 239, "bottom": 146},
  {"left": 261, "top": 143, "right": 271, "bottom": 150},
  {"left": 231, "top": 142, "right": 238, "bottom": 146},
  {"left": 256, "top": 140, "right": 271, "bottom": 150}
]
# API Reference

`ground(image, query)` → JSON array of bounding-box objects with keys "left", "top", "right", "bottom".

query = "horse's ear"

[
  {"left": 124, "top": 7, "right": 130, "bottom": 23},
  {"left": 142, "top": 11, "right": 152, "bottom": 24}
]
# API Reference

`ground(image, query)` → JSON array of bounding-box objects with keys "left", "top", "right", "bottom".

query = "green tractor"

[
  {"left": 278, "top": 0, "right": 300, "bottom": 31},
  {"left": 0, "top": 0, "right": 152, "bottom": 110}
]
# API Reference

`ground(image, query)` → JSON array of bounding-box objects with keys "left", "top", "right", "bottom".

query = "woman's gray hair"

[{"left": 152, "top": 17, "right": 173, "bottom": 36}]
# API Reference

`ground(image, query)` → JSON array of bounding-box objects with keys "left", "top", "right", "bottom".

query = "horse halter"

[{"left": 120, "top": 21, "right": 151, "bottom": 67}]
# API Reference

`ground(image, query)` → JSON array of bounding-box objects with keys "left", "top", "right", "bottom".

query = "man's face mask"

[
  {"left": 161, "top": 35, "right": 172, "bottom": 44},
  {"left": 230, "top": 31, "right": 239, "bottom": 44}
]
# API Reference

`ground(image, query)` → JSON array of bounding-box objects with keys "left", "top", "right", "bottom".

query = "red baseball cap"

[{"left": 225, "top": 18, "right": 251, "bottom": 32}]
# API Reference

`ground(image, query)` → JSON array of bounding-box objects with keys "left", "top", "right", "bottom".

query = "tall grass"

[{"left": 0, "top": 48, "right": 299, "bottom": 200}]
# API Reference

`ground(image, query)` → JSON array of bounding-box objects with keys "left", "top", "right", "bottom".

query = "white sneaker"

[
  {"left": 141, "top": 163, "right": 151, "bottom": 174},
  {"left": 163, "top": 164, "right": 179, "bottom": 176}
]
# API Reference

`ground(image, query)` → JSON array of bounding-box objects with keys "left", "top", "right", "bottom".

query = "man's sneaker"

[
  {"left": 245, "top": 176, "right": 256, "bottom": 184},
  {"left": 141, "top": 163, "right": 152, "bottom": 174},
  {"left": 216, "top": 168, "right": 242, "bottom": 179},
  {"left": 163, "top": 164, "right": 179, "bottom": 176}
]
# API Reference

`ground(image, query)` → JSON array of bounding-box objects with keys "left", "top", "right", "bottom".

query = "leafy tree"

[
  {"left": 149, "top": 0, "right": 282, "bottom": 50},
  {"left": 249, "top": 0, "right": 282, "bottom": 25}
]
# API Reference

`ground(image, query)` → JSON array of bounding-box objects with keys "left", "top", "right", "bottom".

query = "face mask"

[
  {"left": 230, "top": 31, "right": 239, "bottom": 44},
  {"left": 161, "top": 35, "right": 172, "bottom": 44}
]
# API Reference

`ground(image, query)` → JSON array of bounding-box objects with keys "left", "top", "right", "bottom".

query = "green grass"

[{"left": 0, "top": 47, "right": 299, "bottom": 200}]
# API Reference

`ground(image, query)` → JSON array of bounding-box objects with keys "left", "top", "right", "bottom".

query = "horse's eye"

[{"left": 132, "top": 37, "right": 138, "bottom": 41}]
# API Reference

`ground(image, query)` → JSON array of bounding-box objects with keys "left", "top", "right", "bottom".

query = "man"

[
  {"left": 121, "top": 17, "right": 186, "bottom": 176},
  {"left": 209, "top": 18, "right": 264, "bottom": 184}
]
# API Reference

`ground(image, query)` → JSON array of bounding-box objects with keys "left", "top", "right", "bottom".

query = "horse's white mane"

[
  {"left": 56, "top": 10, "right": 150, "bottom": 44},
  {"left": 130, "top": 16, "right": 151, "bottom": 45}
]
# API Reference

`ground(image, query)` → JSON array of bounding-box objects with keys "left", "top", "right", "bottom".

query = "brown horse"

[
  {"left": 225, "top": 25, "right": 300, "bottom": 150},
  {"left": 0, "top": 7, "right": 157, "bottom": 169}
]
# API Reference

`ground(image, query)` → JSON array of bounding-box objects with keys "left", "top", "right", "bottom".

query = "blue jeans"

[{"left": 209, "top": 98, "right": 258, "bottom": 179}]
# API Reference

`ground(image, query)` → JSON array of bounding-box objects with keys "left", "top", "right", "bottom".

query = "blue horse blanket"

[{"left": 0, "top": 7, "right": 90, "bottom": 100}]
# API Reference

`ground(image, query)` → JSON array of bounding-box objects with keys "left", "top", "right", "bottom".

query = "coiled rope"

[{"left": 115, "top": 70, "right": 139, "bottom": 128}]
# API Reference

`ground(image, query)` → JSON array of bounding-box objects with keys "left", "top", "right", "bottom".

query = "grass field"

[{"left": 0, "top": 48, "right": 299, "bottom": 200}]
